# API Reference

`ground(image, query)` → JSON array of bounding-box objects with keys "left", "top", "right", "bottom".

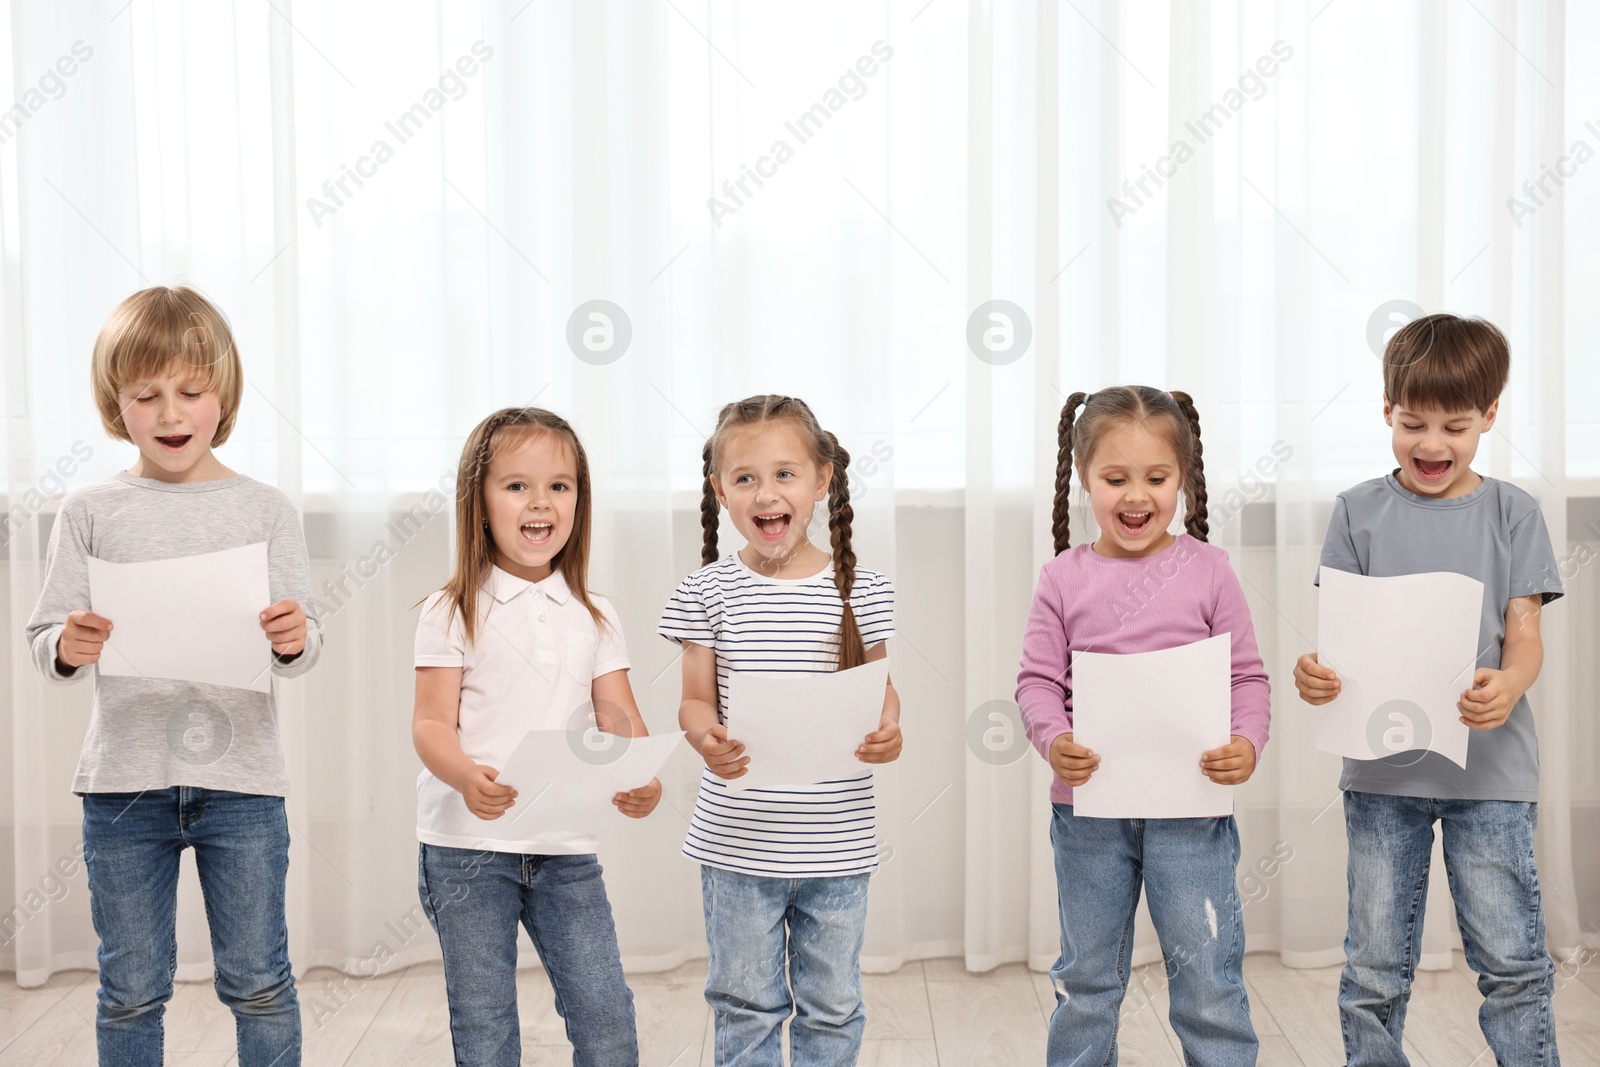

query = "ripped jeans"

[
  {"left": 700, "top": 865, "right": 871, "bottom": 1067},
  {"left": 1046, "top": 804, "right": 1257, "bottom": 1067}
]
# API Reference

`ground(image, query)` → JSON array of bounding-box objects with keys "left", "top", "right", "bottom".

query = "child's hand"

[
  {"left": 1050, "top": 733, "right": 1098, "bottom": 787},
  {"left": 693, "top": 724, "right": 749, "bottom": 780},
  {"left": 857, "top": 720, "right": 902, "bottom": 764},
  {"left": 1458, "top": 668, "right": 1517, "bottom": 730},
  {"left": 1293, "top": 652, "right": 1340, "bottom": 705},
  {"left": 461, "top": 764, "right": 517, "bottom": 820},
  {"left": 1201, "top": 735, "right": 1257, "bottom": 785},
  {"left": 57, "top": 610, "right": 113, "bottom": 669},
  {"left": 614, "top": 777, "right": 662, "bottom": 818},
  {"left": 260, "top": 599, "right": 306, "bottom": 657}
]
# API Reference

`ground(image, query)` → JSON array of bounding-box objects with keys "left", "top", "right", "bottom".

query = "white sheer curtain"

[{"left": 2, "top": 0, "right": 1594, "bottom": 989}]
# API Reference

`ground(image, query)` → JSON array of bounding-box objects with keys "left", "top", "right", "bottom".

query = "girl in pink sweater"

[{"left": 1015, "top": 386, "right": 1270, "bottom": 1067}]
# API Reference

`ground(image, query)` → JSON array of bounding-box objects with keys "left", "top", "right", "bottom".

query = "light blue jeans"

[
  {"left": 1340, "top": 790, "right": 1559, "bottom": 1066},
  {"left": 700, "top": 865, "right": 871, "bottom": 1067},
  {"left": 419, "top": 845, "right": 638, "bottom": 1067},
  {"left": 82, "top": 788, "right": 299, "bottom": 1067},
  {"left": 1046, "top": 804, "right": 1257, "bottom": 1067}
]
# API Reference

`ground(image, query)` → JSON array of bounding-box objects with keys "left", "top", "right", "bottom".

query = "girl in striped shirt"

[{"left": 659, "top": 394, "right": 899, "bottom": 1067}]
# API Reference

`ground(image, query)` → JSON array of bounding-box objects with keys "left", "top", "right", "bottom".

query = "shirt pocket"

[{"left": 564, "top": 628, "right": 598, "bottom": 687}]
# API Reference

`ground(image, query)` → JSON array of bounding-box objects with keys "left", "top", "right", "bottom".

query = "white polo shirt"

[{"left": 414, "top": 566, "right": 630, "bottom": 854}]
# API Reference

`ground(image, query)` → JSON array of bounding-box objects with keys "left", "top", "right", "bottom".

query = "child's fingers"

[
  {"left": 258, "top": 599, "right": 300, "bottom": 621},
  {"left": 703, "top": 740, "right": 745, "bottom": 762},
  {"left": 709, "top": 752, "right": 750, "bottom": 777},
  {"left": 69, "top": 610, "right": 114, "bottom": 635},
  {"left": 1297, "top": 653, "right": 1336, "bottom": 678},
  {"left": 1297, "top": 672, "right": 1340, "bottom": 692},
  {"left": 857, "top": 732, "right": 901, "bottom": 754},
  {"left": 262, "top": 617, "right": 303, "bottom": 638}
]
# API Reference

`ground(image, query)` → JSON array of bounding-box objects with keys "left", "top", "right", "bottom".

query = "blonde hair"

[
  {"left": 428, "top": 407, "right": 610, "bottom": 645},
  {"left": 700, "top": 395, "right": 867, "bottom": 670},
  {"left": 92, "top": 286, "right": 243, "bottom": 445}
]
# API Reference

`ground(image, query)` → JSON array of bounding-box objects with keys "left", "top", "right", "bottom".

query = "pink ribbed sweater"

[{"left": 1014, "top": 534, "right": 1272, "bottom": 806}]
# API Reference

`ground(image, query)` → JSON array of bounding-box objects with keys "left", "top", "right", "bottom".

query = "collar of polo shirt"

[{"left": 488, "top": 564, "right": 572, "bottom": 605}]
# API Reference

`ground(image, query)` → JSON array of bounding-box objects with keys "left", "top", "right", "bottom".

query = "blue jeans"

[
  {"left": 418, "top": 845, "right": 638, "bottom": 1067},
  {"left": 82, "top": 788, "right": 299, "bottom": 1067},
  {"left": 1046, "top": 804, "right": 1257, "bottom": 1067},
  {"left": 700, "top": 865, "right": 871, "bottom": 1067},
  {"left": 1340, "top": 790, "right": 1559, "bottom": 1066}
]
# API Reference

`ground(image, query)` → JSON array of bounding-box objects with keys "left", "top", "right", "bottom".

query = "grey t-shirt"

[
  {"left": 1315, "top": 471, "right": 1563, "bottom": 801},
  {"left": 25, "top": 472, "right": 324, "bottom": 796}
]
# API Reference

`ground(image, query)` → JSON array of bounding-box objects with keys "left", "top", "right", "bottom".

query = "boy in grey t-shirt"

[
  {"left": 1294, "top": 314, "right": 1563, "bottom": 1067},
  {"left": 24, "top": 286, "right": 323, "bottom": 1066}
]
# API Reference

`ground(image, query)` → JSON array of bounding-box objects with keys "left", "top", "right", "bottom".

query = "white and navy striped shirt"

[{"left": 658, "top": 553, "right": 895, "bottom": 877}]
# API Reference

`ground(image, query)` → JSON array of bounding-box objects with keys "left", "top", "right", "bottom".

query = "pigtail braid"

[
  {"left": 700, "top": 438, "right": 721, "bottom": 566},
  {"left": 1169, "top": 390, "right": 1209, "bottom": 543},
  {"left": 1052, "top": 392, "right": 1089, "bottom": 553},
  {"left": 823, "top": 432, "right": 866, "bottom": 670}
]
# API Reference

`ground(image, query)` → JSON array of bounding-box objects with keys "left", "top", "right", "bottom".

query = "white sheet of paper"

[
  {"left": 1071, "top": 633, "right": 1233, "bottom": 819},
  {"left": 87, "top": 543, "right": 273, "bottom": 693},
  {"left": 724, "top": 659, "right": 889, "bottom": 791},
  {"left": 490, "top": 730, "right": 683, "bottom": 838},
  {"left": 1314, "top": 567, "right": 1480, "bottom": 768}
]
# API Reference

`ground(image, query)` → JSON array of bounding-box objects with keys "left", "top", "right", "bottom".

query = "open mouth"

[
  {"left": 520, "top": 521, "right": 554, "bottom": 545},
  {"left": 1116, "top": 510, "right": 1154, "bottom": 536},
  {"left": 155, "top": 435, "right": 191, "bottom": 452},
  {"left": 754, "top": 512, "right": 791, "bottom": 542},
  {"left": 1414, "top": 459, "right": 1452, "bottom": 483}
]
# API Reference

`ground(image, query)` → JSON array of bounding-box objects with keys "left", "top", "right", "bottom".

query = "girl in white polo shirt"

[
  {"left": 412, "top": 406, "right": 661, "bottom": 1067},
  {"left": 659, "top": 395, "right": 900, "bottom": 1067}
]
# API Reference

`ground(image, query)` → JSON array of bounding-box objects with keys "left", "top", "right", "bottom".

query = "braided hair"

[
  {"left": 1051, "top": 386, "right": 1209, "bottom": 552},
  {"left": 700, "top": 395, "right": 867, "bottom": 669}
]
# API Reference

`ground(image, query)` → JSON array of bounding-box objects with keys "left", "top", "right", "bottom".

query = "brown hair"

[
  {"left": 425, "top": 407, "right": 611, "bottom": 645},
  {"left": 1052, "top": 386, "right": 1208, "bottom": 553},
  {"left": 91, "top": 285, "right": 244, "bottom": 445},
  {"left": 1383, "top": 313, "right": 1509, "bottom": 414},
  {"left": 700, "top": 395, "right": 866, "bottom": 670}
]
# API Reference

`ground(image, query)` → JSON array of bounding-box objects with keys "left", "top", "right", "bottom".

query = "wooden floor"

[{"left": 3, "top": 952, "right": 1598, "bottom": 1065}]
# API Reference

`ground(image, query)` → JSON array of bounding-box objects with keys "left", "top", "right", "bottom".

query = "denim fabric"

[
  {"left": 419, "top": 844, "right": 638, "bottom": 1067},
  {"left": 700, "top": 865, "right": 871, "bottom": 1067},
  {"left": 83, "top": 788, "right": 299, "bottom": 1067},
  {"left": 1046, "top": 804, "right": 1257, "bottom": 1067},
  {"left": 1340, "top": 790, "right": 1558, "bottom": 1066}
]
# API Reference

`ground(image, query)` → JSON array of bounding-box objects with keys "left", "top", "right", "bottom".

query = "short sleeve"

[
  {"left": 658, "top": 572, "right": 715, "bottom": 647},
  {"left": 1314, "top": 495, "right": 1360, "bottom": 585},
  {"left": 415, "top": 591, "right": 467, "bottom": 667},
  {"left": 592, "top": 598, "right": 630, "bottom": 677},
  {"left": 1508, "top": 507, "right": 1564, "bottom": 605},
  {"left": 856, "top": 571, "right": 895, "bottom": 646}
]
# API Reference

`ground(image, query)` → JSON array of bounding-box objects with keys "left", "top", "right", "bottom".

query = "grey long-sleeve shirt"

[{"left": 25, "top": 471, "right": 323, "bottom": 796}]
